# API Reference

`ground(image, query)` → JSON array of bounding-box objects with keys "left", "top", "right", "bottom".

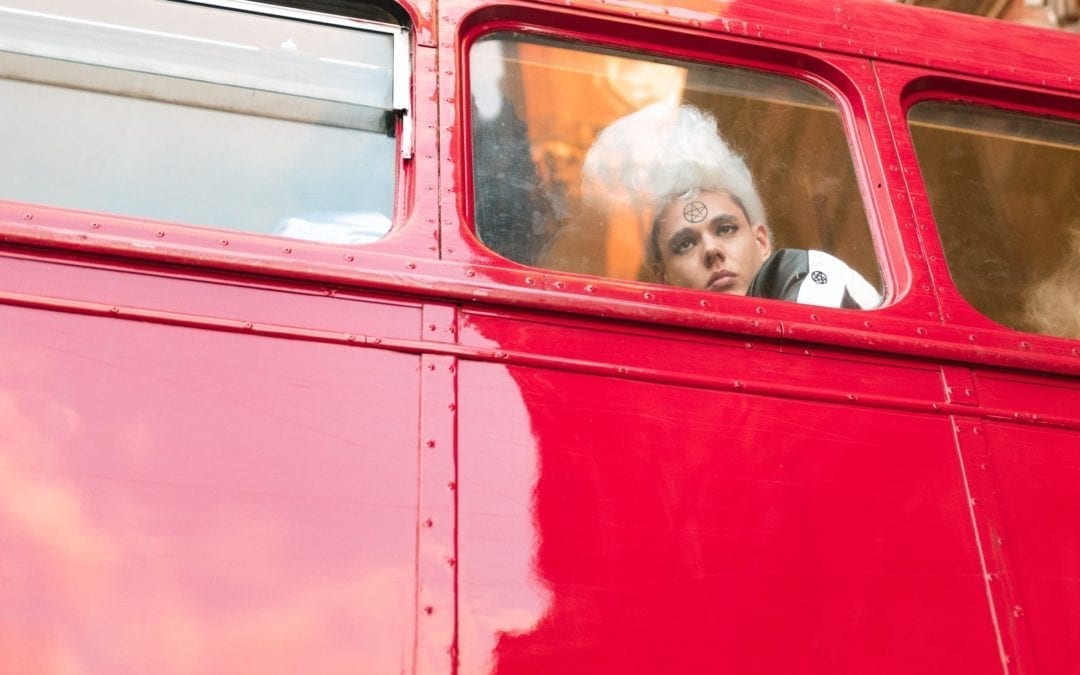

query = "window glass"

[
  {"left": 0, "top": 0, "right": 406, "bottom": 244},
  {"left": 470, "top": 35, "right": 882, "bottom": 309},
  {"left": 909, "top": 102, "right": 1080, "bottom": 338}
]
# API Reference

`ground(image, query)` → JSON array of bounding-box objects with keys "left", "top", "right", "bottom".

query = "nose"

[{"left": 702, "top": 235, "right": 726, "bottom": 267}]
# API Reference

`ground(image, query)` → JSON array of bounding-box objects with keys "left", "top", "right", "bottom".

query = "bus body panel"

[
  {"left": 457, "top": 357, "right": 1003, "bottom": 673},
  {"left": 0, "top": 297, "right": 426, "bottom": 674},
  {"left": 0, "top": 0, "right": 1078, "bottom": 673}
]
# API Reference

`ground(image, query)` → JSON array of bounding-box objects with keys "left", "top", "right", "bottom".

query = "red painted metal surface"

[
  {"left": 0, "top": 0, "right": 1078, "bottom": 673},
  {"left": 0, "top": 300, "right": 423, "bottom": 673},
  {"left": 980, "top": 423, "right": 1080, "bottom": 674},
  {"left": 457, "top": 359, "right": 1000, "bottom": 673}
]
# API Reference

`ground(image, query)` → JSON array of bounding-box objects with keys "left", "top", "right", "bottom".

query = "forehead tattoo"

[{"left": 682, "top": 200, "right": 708, "bottom": 224}]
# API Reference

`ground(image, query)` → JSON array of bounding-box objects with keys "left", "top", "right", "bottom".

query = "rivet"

[{"left": 344, "top": 254, "right": 354, "bottom": 261}]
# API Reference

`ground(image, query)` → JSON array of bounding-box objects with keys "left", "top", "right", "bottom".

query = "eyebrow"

[
  {"left": 664, "top": 214, "right": 742, "bottom": 251},
  {"left": 708, "top": 214, "right": 741, "bottom": 227}
]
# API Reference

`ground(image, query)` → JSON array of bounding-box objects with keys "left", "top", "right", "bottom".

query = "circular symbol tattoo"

[
  {"left": 682, "top": 201, "right": 708, "bottom": 223},
  {"left": 811, "top": 270, "right": 829, "bottom": 285}
]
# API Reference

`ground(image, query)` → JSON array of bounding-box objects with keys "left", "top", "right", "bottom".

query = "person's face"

[{"left": 654, "top": 191, "right": 771, "bottom": 295}]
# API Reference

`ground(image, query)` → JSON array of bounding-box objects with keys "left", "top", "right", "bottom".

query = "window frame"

[
  {"left": 0, "top": 0, "right": 423, "bottom": 268},
  {"left": 882, "top": 65, "right": 1080, "bottom": 351},
  {"left": 451, "top": 6, "right": 912, "bottom": 326}
]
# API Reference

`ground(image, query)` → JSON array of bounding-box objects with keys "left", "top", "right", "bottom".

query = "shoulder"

[{"left": 749, "top": 249, "right": 881, "bottom": 310}]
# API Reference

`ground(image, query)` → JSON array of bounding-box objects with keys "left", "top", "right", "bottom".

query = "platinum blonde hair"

[{"left": 582, "top": 102, "right": 768, "bottom": 230}]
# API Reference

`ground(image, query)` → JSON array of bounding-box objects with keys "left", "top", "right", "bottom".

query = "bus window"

[
  {"left": 469, "top": 35, "right": 882, "bottom": 309},
  {"left": 0, "top": 0, "right": 409, "bottom": 244},
  {"left": 909, "top": 102, "right": 1080, "bottom": 338}
]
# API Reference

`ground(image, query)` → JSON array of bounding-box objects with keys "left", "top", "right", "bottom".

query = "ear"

[{"left": 752, "top": 223, "right": 771, "bottom": 261}]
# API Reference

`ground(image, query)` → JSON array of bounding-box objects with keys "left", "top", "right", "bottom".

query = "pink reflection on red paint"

[
  {"left": 0, "top": 309, "right": 419, "bottom": 674},
  {"left": 456, "top": 344, "right": 551, "bottom": 674}
]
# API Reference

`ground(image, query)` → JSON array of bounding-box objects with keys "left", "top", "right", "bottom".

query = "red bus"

[{"left": 1, "top": 0, "right": 1078, "bottom": 672}]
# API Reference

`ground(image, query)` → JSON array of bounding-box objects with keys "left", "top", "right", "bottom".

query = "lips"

[{"left": 707, "top": 270, "right": 737, "bottom": 291}]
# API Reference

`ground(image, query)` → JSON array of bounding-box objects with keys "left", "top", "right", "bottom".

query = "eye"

[
  {"left": 716, "top": 223, "right": 738, "bottom": 236},
  {"left": 671, "top": 237, "right": 695, "bottom": 254}
]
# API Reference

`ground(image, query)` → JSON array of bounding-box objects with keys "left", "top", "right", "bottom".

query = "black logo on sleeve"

[{"left": 811, "top": 270, "right": 828, "bottom": 285}]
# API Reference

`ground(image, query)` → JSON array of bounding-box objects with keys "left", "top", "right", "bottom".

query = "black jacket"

[{"left": 747, "top": 249, "right": 881, "bottom": 309}]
